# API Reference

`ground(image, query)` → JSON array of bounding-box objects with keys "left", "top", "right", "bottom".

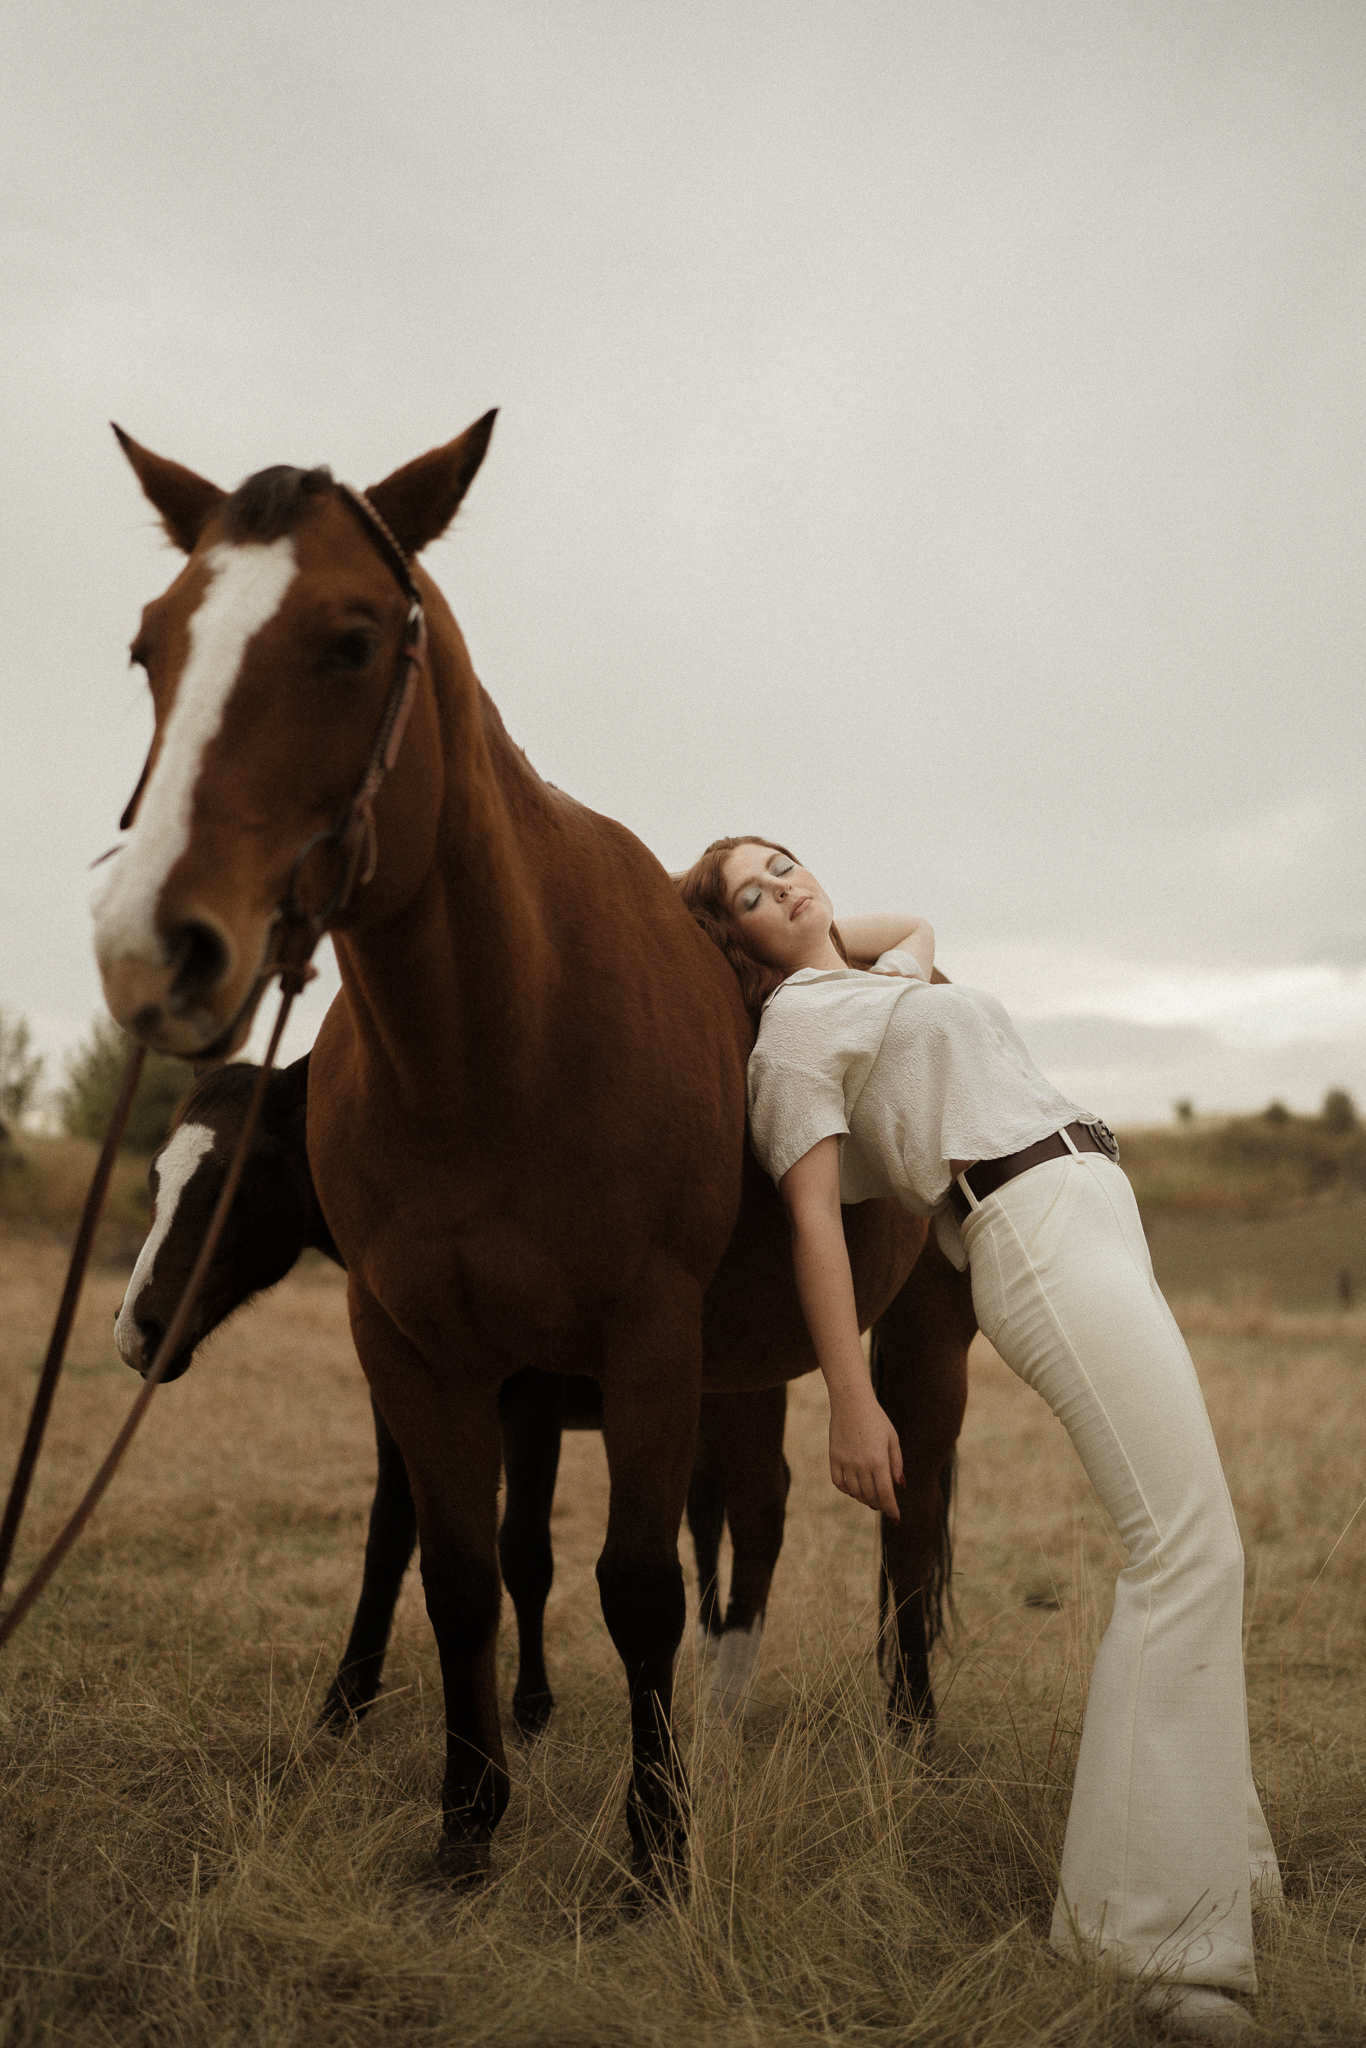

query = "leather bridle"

[
  {"left": 0, "top": 482, "right": 427, "bottom": 1649},
  {"left": 278, "top": 484, "right": 428, "bottom": 948}
]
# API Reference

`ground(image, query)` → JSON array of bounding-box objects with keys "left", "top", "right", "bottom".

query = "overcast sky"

[{"left": 2, "top": 0, "right": 1363, "bottom": 1121}]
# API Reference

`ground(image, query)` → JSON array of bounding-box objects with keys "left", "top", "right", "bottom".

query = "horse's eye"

[{"left": 319, "top": 628, "right": 378, "bottom": 675}]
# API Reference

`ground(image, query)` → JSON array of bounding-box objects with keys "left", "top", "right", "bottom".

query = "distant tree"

[
  {"left": 1322, "top": 1088, "right": 1358, "bottom": 1136},
  {"left": 60, "top": 1015, "right": 192, "bottom": 1154},
  {"left": 1263, "top": 1100, "right": 1290, "bottom": 1125},
  {"left": 0, "top": 1010, "right": 44, "bottom": 1124},
  {"left": 1173, "top": 1098, "right": 1194, "bottom": 1123}
]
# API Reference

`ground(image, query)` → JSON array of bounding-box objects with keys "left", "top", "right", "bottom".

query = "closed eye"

[
  {"left": 770, "top": 857, "right": 794, "bottom": 876},
  {"left": 318, "top": 627, "right": 379, "bottom": 675}
]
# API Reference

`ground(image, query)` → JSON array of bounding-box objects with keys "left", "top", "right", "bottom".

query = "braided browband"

[{"left": 336, "top": 483, "right": 422, "bottom": 604}]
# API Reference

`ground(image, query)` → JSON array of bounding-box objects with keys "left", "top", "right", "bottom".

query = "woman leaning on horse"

[{"left": 678, "top": 835, "right": 1279, "bottom": 2045}]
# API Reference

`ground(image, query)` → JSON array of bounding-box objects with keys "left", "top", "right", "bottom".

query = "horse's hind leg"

[
  {"left": 596, "top": 1265, "right": 702, "bottom": 1893},
  {"left": 319, "top": 1396, "right": 417, "bottom": 1729},
  {"left": 686, "top": 1408, "right": 727, "bottom": 1647},
  {"left": 497, "top": 1368, "right": 565, "bottom": 1738},
  {"left": 874, "top": 1237, "right": 973, "bottom": 1738},
  {"left": 700, "top": 1385, "right": 789, "bottom": 1721}
]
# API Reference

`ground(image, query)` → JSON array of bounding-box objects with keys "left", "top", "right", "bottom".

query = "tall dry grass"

[{"left": 3, "top": 1235, "right": 1366, "bottom": 2044}]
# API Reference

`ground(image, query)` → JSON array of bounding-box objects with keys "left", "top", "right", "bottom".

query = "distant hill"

[
  {"left": 1119, "top": 1108, "right": 1366, "bottom": 1312},
  {"left": 1119, "top": 1109, "right": 1365, "bottom": 1215}
]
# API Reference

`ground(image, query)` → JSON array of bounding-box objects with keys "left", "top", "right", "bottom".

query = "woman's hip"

[{"left": 962, "top": 1154, "right": 1239, "bottom": 1557}]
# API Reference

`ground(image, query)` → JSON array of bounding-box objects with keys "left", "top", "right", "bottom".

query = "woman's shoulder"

[{"left": 754, "top": 964, "right": 903, "bottom": 1061}]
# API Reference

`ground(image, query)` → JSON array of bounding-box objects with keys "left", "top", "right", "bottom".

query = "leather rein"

[{"left": 0, "top": 484, "right": 425, "bottom": 1649}]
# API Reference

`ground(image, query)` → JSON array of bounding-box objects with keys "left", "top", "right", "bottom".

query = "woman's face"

[{"left": 719, "top": 843, "right": 836, "bottom": 974}]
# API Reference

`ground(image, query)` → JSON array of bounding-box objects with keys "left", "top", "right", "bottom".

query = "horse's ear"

[
  {"left": 112, "top": 425, "right": 227, "bottom": 554},
  {"left": 365, "top": 411, "right": 498, "bottom": 557},
  {"left": 280, "top": 1052, "right": 311, "bottom": 1108}
]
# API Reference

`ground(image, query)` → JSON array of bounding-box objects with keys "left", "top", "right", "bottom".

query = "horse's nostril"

[
  {"left": 166, "top": 920, "right": 232, "bottom": 1008},
  {"left": 135, "top": 1316, "right": 165, "bottom": 1367}
]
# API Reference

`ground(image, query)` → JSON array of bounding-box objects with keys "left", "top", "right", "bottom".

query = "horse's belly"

[{"left": 699, "top": 1195, "right": 924, "bottom": 1391}]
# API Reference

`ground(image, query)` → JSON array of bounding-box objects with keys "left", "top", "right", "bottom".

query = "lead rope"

[
  {"left": 0, "top": 958, "right": 311, "bottom": 1653},
  {"left": 0, "top": 1041, "right": 147, "bottom": 1593}
]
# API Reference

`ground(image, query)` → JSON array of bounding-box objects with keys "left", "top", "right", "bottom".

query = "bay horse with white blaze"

[{"left": 93, "top": 417, "right": 969, "bottom": 1888}]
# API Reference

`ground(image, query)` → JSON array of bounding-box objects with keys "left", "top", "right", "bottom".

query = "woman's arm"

[
  {"left": 778, "top": 1136, "right": 904, "bottom": 1519},
  {"left": 837, "top": 913, "right": 935, "bottom": 979}
]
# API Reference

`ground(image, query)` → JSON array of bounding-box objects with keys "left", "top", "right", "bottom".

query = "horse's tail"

[{"left": 924, "top": 1445, "right": 957, "bottom": 1648}]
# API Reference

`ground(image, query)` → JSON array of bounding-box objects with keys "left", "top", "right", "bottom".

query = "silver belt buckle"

[{"left": 1084, "top": 1118, "right": 1120, "bottom": 1163}]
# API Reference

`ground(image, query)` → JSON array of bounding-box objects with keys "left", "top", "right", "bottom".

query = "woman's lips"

[{"left": 789, "top": 893, "right": 812, "bottom": 920}]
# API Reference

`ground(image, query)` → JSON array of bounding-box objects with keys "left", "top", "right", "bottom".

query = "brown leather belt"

[{"left": 950, "top": 1120, "right": 1104, "bottom": 1218}]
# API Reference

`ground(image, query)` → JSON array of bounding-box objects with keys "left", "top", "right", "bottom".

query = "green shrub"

[
  {"left": 60, "top": 1015, "right": 192, "bottom": 1154},
  {"left": 1322, "top": 1087, "right": 1358, "bottom": 1135},
  {"left": 0, "top": 1009, "right": 44, "bottom": 1125}
]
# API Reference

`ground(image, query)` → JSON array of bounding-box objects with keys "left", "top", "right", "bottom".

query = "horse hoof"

[
  {"left": 317, "top": 1684, "right": 374, "bottom": 1734},
  {"left": 623, "top": 1845, "right": 689, "bottom": 1914},
  {"left": 885, "top": 1684, "right": 936, "bottom": 1744},
  {"left": 428, "top": 1827, "right": 492, "bottom": 1891},
  {"left": 624, "top": 1794, "right": 688, "bottom": 1907},
  {"left": 511, "top": 1688, "right": 554, "bottom": 1739}
]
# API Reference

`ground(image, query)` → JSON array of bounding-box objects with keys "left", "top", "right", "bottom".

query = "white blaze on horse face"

[
  {"left": 93, "top": 538, "right": 299, "bottom": 967},
  {"left": 115, "top": 1121, "right": 216, "bottom": 1366}
]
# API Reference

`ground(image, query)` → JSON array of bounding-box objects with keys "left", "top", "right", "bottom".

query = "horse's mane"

[{"left": 220, "top": 465, "right": 334, "bottom": 543}]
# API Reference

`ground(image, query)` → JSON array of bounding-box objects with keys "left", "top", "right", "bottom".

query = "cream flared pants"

[{"left": 957, "top": 1143, "right": 1280, "bottom": 1992}]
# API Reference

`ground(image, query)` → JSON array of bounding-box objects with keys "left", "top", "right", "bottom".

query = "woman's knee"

[{"left": 1162, "top": 1495, "right": 1245, "bottom": 1605}]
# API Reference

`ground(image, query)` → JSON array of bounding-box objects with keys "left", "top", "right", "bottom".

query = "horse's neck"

[{"left": 334, "top": 632, "right": 561, "bottom": 1113}]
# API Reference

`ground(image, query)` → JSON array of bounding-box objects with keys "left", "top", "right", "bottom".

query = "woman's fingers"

[
  {"left": 829, "top": 1397, "right": 903, "bottom": 1521},
  {"left": 830, "top": 1453, "right": 901, "bottom": 1522}
]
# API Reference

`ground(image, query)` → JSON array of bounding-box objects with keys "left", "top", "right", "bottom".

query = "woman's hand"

[
  {"left": 828, "top": 1384, "right": 905, "bottom": 1519},
  {"left": 838, "top": 913, "right": 935, "bottom": 980}
]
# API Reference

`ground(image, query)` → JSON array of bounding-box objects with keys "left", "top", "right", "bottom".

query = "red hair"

[{"left": 675, "top": 836, "right": 848, "bottom": 1022}]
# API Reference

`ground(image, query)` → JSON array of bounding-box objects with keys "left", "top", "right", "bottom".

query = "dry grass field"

[{"left": 3, "top": 1191, "right": 1366, "bottom": 2044}]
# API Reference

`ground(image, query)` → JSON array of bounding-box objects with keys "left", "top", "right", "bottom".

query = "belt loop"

[
  {"left": 1059, "top": 1123, "right": 1082, "bottom": 1157},
  {"left": 956, "top": 1168, "right": 983, "bottom": 1211}
]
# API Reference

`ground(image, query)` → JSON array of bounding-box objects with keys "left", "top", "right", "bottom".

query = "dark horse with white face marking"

[
  {"left": 115, "top": 1049, "right": 770, "bottom": 1733},
  {"left": 94, "top": 419, "right": 970, "bottom": 1888}
]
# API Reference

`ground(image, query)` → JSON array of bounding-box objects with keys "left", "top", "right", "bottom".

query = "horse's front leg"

[
  {"left": 319, "top": 1396, "right": 417, "bottom": 1729},
  {"left": 497, "top": 1368, "right": 566, "bottom": 1738},
  {"left": 350, "top": 1282, "right": 508, "bottom": 1885},
  {"left": 596, "top": 1261, "right": 703, "bottom": 1894}
]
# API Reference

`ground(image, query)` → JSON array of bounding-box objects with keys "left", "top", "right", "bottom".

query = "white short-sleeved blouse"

[{"left": 746, "top": 949, "right": 1091, "bottom": 1269}]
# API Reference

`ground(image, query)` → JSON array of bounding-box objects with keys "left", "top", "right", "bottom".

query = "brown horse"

[{"left": 93, "top": 417, "right": 968, "bottom": 1888}]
